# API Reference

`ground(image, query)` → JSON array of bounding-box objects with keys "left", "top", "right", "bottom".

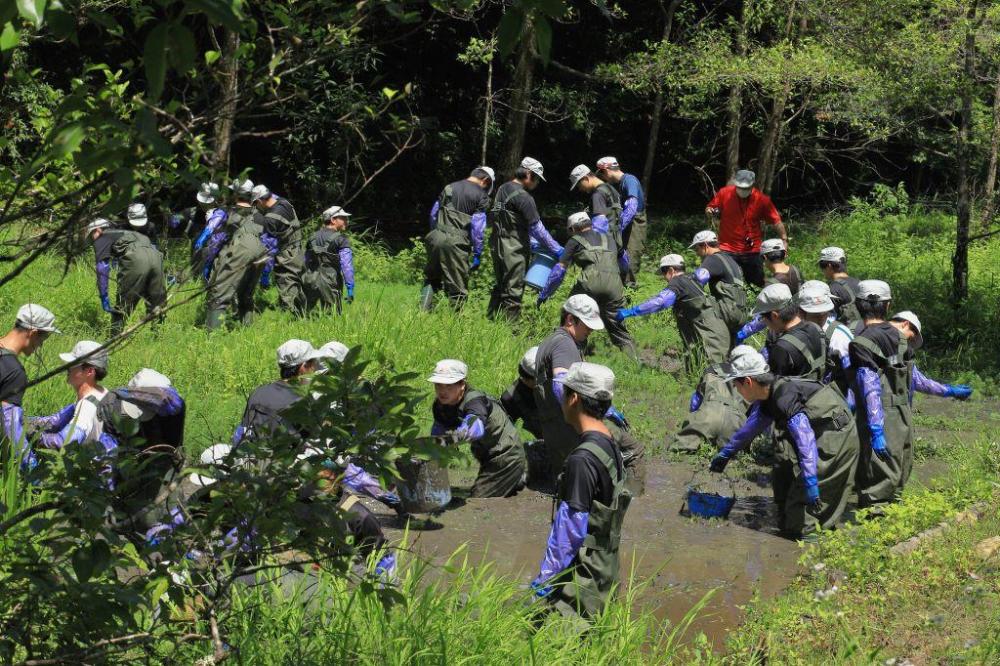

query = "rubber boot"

[
  {"left": 205, "top": 308, "right": 225, "bottom": 331},
  {"left": 419, "top": 284, "right": 434, "bottom": 311},
  {"left": 239, "top": 308, "right": 256, "bottom": 326}
]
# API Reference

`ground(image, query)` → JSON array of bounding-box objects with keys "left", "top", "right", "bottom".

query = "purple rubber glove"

[
  {"left": 429, "top": 200, "right": 440, "bottom": 230},
  {"left": 720, "top": 402, "right": 775, "bottom": 459},
  {"left": 633, "top": 287, "right": 677, "bottom": 317},
  {"left": 910, "top": 365, "right": 949, "bottom": 397},
  {"left": 454, "top": 414, "right": 486, "bottom": 442},
  {"left": 339, "top": 247, "right": 355, "bottom": 294},
  {"left": 375, "top": 552, "right": 397, "bottom": 578},
  {"left": 618, "top": 250, "right": 631, "bottom": 275},
  {"left": 868, "top": 423, "right": 890, "bottom": 460},
  {"left": 551, "top": 370, "right": 568, "bottom": 406},
  {"left": 737, "top": 315, "right": 767, "bottom": 342},
  {"left": 343, "top": 462, "right": 394, "bottom": 502},
  {"left": 531, "top": 500, "right": 589, "bottom": 592},
  {"left": 787, "top": 412, "right": 819, "bottom": 483},
  {"left": 29, "top": 402, "right": 76, "bottom": 434},
  {"left": 804, "top": 475, "right": 820, "bottom": 506},
  {"left": 471, "top": 212, "right": 486, "bottom": 258},
  {"left": 591, "top": 215, "right": 610, "bottom": 234},
  {"left": 529, "top": 220, "right": 562, "bottom": 256},
  {"left": 203, "top": 232, "right": 228, "bottom": 280},
  {"left": 231, "top": 425, "right": 248, "bottom": 446},
  {"left": 96, "top": 260, "right": 112, "bottom": 307},
  {"left": 2, "top": 403, "right": 30, "bottom": 466},
  {"left": 194, "top": 209, "right": 227, "bottom": 250},
  {"left": 431, "top": 422, "right": 448, "bottom": 437},
  {"left": 693, "top": 267, "right": 711, "bottom": 286},
  {"left": 856, "top": 366, "right": 885, "bottom": 433},
  {"left": 621, "top": 197, "right": 639, "bottom": 232},
  {"left": 537, "top": 262, "right": 567, "bottom": 303}
]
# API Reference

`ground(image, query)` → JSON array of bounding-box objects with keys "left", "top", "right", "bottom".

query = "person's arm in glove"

[
  {"left": 689, "top": 389, "right": 703, "bottom": 413},
  {"left": 429, "top": 200, "right": 440, "bottom": 231},
  {"left": 530, "top": 500, "right": 588, "bottom": 595},
  {"left": 537, "top": 263, "right": 567, "bottom": 303},
  {"left": 96, "top": 260, "right": 113, "bottom": 312},
  {"left": 29, "top": 403, "right": 76, "bottom": 434},
  {"left": 620, "top": 197, "right": 639, "bottom": 233},
  {"left": 203, "top": 232, "right": 228, "bottom": 280},
  {"left": 194, "top": 209, "right": 226, "bottom": 250},
  {"left": 2, "top": 403, "right": 32, "bottom": 468},
  {"left": 343, "top": 462, "right": 399, "bottom": 506},
  {"left": 453, "top": 414, "right": 486, "bottom": 442},
  {"left": 911, "top": 365, "right": 973, "bottom": 400},
  {"left": 551, "top": 370, "right": 568, "bottom": 406},
  {"left": 617, "top": 287, "right": 677, "bottom": 322},
  {"left": 736, "top": 315, "right": 767, "bottom": 342},
  {"left": 711, "top": 402, "right": 774, "bottom": 471},
  {"left": 787, "top": 412, "right": 820, "bottom": 507},
  {"left": 591, "top": 214, "right": 610, "bottom": 235},
  {"left": 604, "top": 405, "right": 629, "bottom": 430},
  {"left": 470, "top": 212, "right": 486, "bottom": 269},
  {"left": 528, "top": 220, "right": 563, "bottom": 257},
  {"left": 692, "top": 267, "right": 711, "bottom": 287},
  {"left": 856, "top": 366, "right": 890, "bottom": 460},
  {"left": 259, "top": 233, "right": 279, "bottom": 288},
  {"left": 339, "top": 246, "right": 355, "bottom": 302},
  {"left": 618, "top": 249, "right": 631, "bottom": 276}
]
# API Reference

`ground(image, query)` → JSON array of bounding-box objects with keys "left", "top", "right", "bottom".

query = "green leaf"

[
  {"left": 89, "top": 539, "right": 111, "bottom": 577},
  {"left": 497, "top": 8, "right": 525, "bottom": 59},
  {"left": 168, "top": 23, "right": 196, "bottom": 72},
  {"left": 204, "top": 49, "right": 220, "bottom": 65},
  {"left": 51, "top": 123, "right": 84, "bottom": 157},
  {"left": 16, "top": 0, "right": 45, "bottom": 28},
  {"left": 71, "top": 546, "right": 94, "bottom": 582},
  {"left": 382, "top": 87, "right": 397, "bottom": 100},
  {"left": 535, "top": 0, "right": 567, "bottom": 19},
  {"left": 533, "top": 15, "right": 552, "bottom": 63},
  {"left": 0, "top": 22, "right": 18, "bottom": 51},
  {"left": 184, "top": 0, "right": 243, "bottom": 32},
  {"left": 144, "top": 23, "right": 169, "bottom": 100}
]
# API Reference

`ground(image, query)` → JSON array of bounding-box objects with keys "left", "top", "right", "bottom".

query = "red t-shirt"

[{"left": 707, "top": 185, "right": 782, "bottom": 254}]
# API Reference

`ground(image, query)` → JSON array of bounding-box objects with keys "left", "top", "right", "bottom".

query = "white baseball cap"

[
  {"left": 556, "top": 361, "right": 615, "bottom": 401},
  {"left": 857, "top": 279, "right": 892, "bottom": 303},
  {"left": 797, "top": 281, "right": 835, "bottom": 314},
  {"left": 321, "top": 205, "right": 351, "bottom": 220},
  {"left": 128, "top": 368, "right": 173, "bottom": 389},
  {"left": 760, "top": 238, "right": 786, "bottom": 254},
  {"left": 126, "top": 203, "right": 148, "bottom": 228},
  {"left": 595, "top": 156, "right": 619, "bottom": 171},
  {"left": 319, "top": 340, "right": 350, "bottom": 364},
  {"left": 520, "top": 157, "right": 546, "bottom": 182},
  {"left": 276, "top": 339, "right": 325, "bottom": 368},
  {"left": 190, "top": 443, "right": 235, "bottom": 487},
  {"left": 59, "top": 340, "right": 108, "bottom": 370},
  {"left": 724, "top": 349, "right": 771, "bottom": 381},
  {"left": 567, "top": 211, "right": 590, "bottom": 230},
  {"left": 519, "top": 346, "right": 539, "bottom": 375},
  {"left": 751, "top": 283, "right": 794, "bottom": 315},
  {"left": 85, "top": 218, "right": 112, "bottom": 235},
  {"left": 233, "top": 179, "right": 255, "bottom": 198},
  {"left": 891, "top": 310, "right": 923, "bottom": 349},
  {"left": 16, "top": 304, "right": 60, "bottom": 333},
  {"left": 428, "top": 359, "right": 468, "bottom": 384},
  {"left": 252, "top": 184, "right": 271, "bottom": 202},
  {"left": 658, "top": 254, "right": 685, "bottom": 271},
  {"left": 733, "top": 169, "right": 755, "bottom": 188},
  {"left": 729, "top": 344, "right": 758, "bottom": 361},
  {"left": 689, "top": 230, "right": 718, "bottom": 248},
  {"left": 819, "top": 246, "right": 846, "bottom": 263},
  {"left": 569, "top": 164, "right": 591, "bottom": 191},
  {"left": 562, "top": 294, "right": 605, "bottom": 331},
  {"left": 197, "top": 182, "right": 219, "bottom": 205}
]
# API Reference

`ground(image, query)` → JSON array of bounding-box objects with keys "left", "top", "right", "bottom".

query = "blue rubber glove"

[
  {"left": 615, "top": 307, "right": 636, "bottom": 322},
  {"left": 101, "top": 294, "right": 113, "bottom": 313},
  {"left": 804, "top": 475, "right": 820, "bottom": 506},
  {"left": 470, "top": 254, "right": 481, "bottom": 271},
  {"left": 530, "top": 581, "right": 552, "bottom": 598},
  {"left": 945, "top": 384, "right": 973, "bottom": 401},
  {"left": 554, "top": 247, "right": 564, "bottom": 259},
  {"left": 260, "top": 270, "right": 271, "bottom": 288},
  {"left": 736, "top": 328, "right": 749, "bottom": 342},
  {"left": 605, "top": 406, "right": 629, "bottom": 430},
  {"left": 709, "top": 452, "right": 730, "bottom": 473},
  {"left": 869, "top": 424, "right": 891, "bottom": 461},
  {"left": 346, "top": 284, "right": 355, "bottom": 303}
]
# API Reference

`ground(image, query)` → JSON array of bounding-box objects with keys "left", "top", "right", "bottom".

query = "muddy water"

[{"left": 366, "top": 459, "right": 801, "bottom": 648}]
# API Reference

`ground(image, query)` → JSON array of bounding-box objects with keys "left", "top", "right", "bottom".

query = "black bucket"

[{"left": 395, "top": 458, "right": 452, "bottom": 514}]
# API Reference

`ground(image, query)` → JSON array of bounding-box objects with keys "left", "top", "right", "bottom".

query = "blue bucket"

[
  {"left": 685, "top": 489, "right": 736, "bottom": 519},
  {"left": 525, "top": 251, "right": 558, "bottom": 291}
]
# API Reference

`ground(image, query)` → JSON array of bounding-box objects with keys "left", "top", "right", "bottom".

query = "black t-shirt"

[
  {"left": 432, "top": 391, "right": 491, "bottom": 430},
  {"left": 761, "top": 379, "right": 824, "bottom": 425},
  {"left": 0, "top": 350, "right": 27, "bottom": 405},
  {"left": 829, "top": 277, "right": 861, "bottom": 308},
  {"left": 560, "top": 229, "right": 619, "bottom": 266},
  {"left": 770, "top": 265, "right": 803, "bottom": 294},
  {"left": 441, "top": 179, "right": 490, "bottom": 215},
  {"left": 768, "top": 321, "right": 825, "bottom": 377},
  {"left": 494, "top": 181, "right": 540, "bottom": 229},
  {"left": 701, "top": 253, "right": 742, "bottom": 286},
  {"left": 263, "top": 198, "right": 298, "bottom": 236},
  {"left": 849, "top": 322, "right": 908, "bottom": 372},
  {"left": 310, "top": 227, "right": 350, "bottom": 258},
  {"left": 501, "top": 379, "right": 542, "bottom": 438},
  {"left": 588, "top": 184, "right": 620, "bottom": 218},
  {"left": 239, "top": 380, "right": 305, "bottom": 443},
  {"left": 560, "top": 430, "right": 623, "bottom": 512},
  {"left": 93, "top": 228, "right": 126, "bottom": 263},
  {"left": 538, "top": 328, "right": 583, "bottom": 379},
  {"left": 346, "top": 501, "right": 387, "bottom": 557}
]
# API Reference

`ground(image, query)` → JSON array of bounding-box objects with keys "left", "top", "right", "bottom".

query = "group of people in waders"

[{"left": 0, "top": 161, "right": 975, "bottom": 626}]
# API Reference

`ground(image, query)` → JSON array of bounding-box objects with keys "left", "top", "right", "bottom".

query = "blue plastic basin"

[
  {"left": 525, "top": 251, "right": 558, "bottom": 291},
  {"left": 686, "top": 489, "right": 736, "bottom": 519}
]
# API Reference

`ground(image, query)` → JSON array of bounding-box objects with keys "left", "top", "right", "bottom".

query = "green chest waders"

[
  {"left": 672, "top": 364, "right": 749, "bottom": 453},
  {"left": 552, "top": 441, "right": 632, "bottom": 619},
  {"left": 208, "top": 208, "right": 267, "bottom": 315},
  {"left": 425, "top": 184, "right": 475, "bottom": 305},
  {"left": 489, "top": 188, "right": 532, "bottom": 318},
  {"left": 264, "top": 209, "right": 305, "bottom": 312},
  {"left": 708, "top": 253, "right": 748, "bottom": 336},
  {"left": 460, "top": 389, "right": 526, "bottom": 498},
  {"left": 569, "top": 233, "right": 636, "bottom": 354},
  {"left": 304, "top": 231, "right": 347, "bottom": 312},
  {"left": 110, "top": 231, "right": 166, "bottom": 330},
  {"left": 853, "top": 334, "right": 914, "bottom": 507},
  {"left": 776, "top": 325, "right": 829, "bottom": 382},
  {"left": 589, "top": 183, "right": 623, "bottom": 249},
  {"left": 534, "top": 330, "right": 582, "bottom": 477},
  {"left": 673, "top": 277, "right": 730, "bottom": 367}
]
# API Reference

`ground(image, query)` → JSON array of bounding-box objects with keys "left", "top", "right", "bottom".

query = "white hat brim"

[
  {"left": 427, "top": 374, "right": 465, "bottom": 384},
  {"left": 569, "top": 174, "right": 586, "bottom": 191},
  {"left": 196, "top": 193, "right": 215, "bottom": 204},
  {"left": 799, "top": 301, "right": 834, "bottom": 314},
  {"left": 128, "top": 218, "right": 148, "bottom": 228},
  {"left": 58, "top": 352, "right": 77, "bottom": 364}
]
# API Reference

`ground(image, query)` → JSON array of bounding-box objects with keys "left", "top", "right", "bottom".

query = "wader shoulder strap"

[
  {"left": 577, "top": 441, "right": 622, "bottom": 486},
  {"left": 338, "top": 494, "right": 360, "bottom": 511},
  {"left": 717, "top": 253, "right": 745, "bottom": 285},
  {"left": 780, "top": 328, "right": 826, "bottom": 375}
]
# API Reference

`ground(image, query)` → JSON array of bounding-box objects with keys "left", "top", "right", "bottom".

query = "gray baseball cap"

[
  {"left": 733, "top": 169, "right": 755, "bottom": 188},
  {"left": 233, "top": 179, "right": 255, "bottom": 199},
  {"left": 519, "top": 346, "right": 539, "bottom": 375},
  {"left": 569, "top": 164, "right": 591, "bottom": 191},
  {"left": 595, "top": 156, "right": 619, "bottom": 171},
  {"left": 891, "top": 310, "right": 923, "bottom": 349},
  {"left": 128, "top": 368, "right": 173, "bottom": 389},
  {"left": 276, "top": 339, "right": 325, "bottom": 368},
  {"left": 567, "top": 211, "right": 590, "bottom": 230},
  {"left": 127, "top": 203, "right": 148, "bottom": 228},
  {"left": 197, "top": 182, "right": 220, "bottom": 205},
  {"left": 658, "top": 254, "right": 685, "bottom": 271},
  {"left": 819, "top": 246, "right": 846, "bottom": 263},
  {"left": 563, "top": 294, "right": 605, "bottom": 331},
  {"left": 798, "top": 281, "right": 835, "bottom": 314},
  {"left": 689, "top": 230, "right": 718, "bottom": 248},
  {"left": 252, "top": 184, "right": 271, "bottom": 202},
  {"left": 16, "top": 304, "right": 60, "bottom": 333},
  {"left": 59, "top": 340, "right": 108, "bottom": 370},
  {"left": 723, "top": 349, "right": 770, "bottom": 381},
  {"left": 321, "top": 205, "right": 351, "bottom": 220},
  {"left": 857, "top": 279, "right": 891, "bottom": 303},
  {"left": 85, "top": 218, "right": 112, "bottom": 235},
  {"left": 520, "top": 157, "right": 546, "bottom": 182},
  {"left": 556, "top": 361, "right": 615, "bottom": 401},
  {"left": 760, "top": 238, "right": 786, "bottom": 254},
  {"left": 428, "top": 359, "right": 468, "bottom": 384},
  {"left": 751, "top": 283, "right": 794, "bottom": 315}
]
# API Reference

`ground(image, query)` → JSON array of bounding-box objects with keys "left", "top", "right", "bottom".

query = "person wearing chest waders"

[
  {"left": 848, "top": 281, "right": 973, "bottom": 513},
  {"left": 671, "top": 344, "right": 754, "bottom": 453},
  {"left": 796, "top": 280, "right": 855, "bottom": 400},
  {"left": 428, "top": 359, "right": 526, "bottom": 498},
  {"left": 87, "top": 217, "right": 167, "bottom": 336},
  {"left": 754, "top": 283, "right": 828, "bottom": 381},
  {"left": 204, "top": 180, "right": 269, "bottom": 330},
  {"left": 190, "top": 182, "right": 231, "bottom": 281},
  {"left": 488, "top": 157, "right": 563, "bottom": 321},
  {"left": 537, "top": 212, "right": 637, "bottom": 358},
  {"left": 534, "top": 295, "right": 604, "bottom": 483},
  {"left": 421, "top": 167, "right": 494, "bottom": 310},
  {"left": 569, "top": 165, "right": 629, "bottom": 280},
  {"left": 254, "top": 185, "right": 306, "bottom": 314},
  {"left": 0, "top": 305, "right": 59, "bottom": 470},
  {"left": 303, "top": 205, "right": 355, "bottom": 314},
  {"left": 761, "top": 238, "right": 803, "bottom": 294},
  {"left": 819, "top": 246, "right": 862, "bottom": 329},
  {"left": 529, "top": 362, "right": 632, "bottom": 620},
  {"left": 615, "top": 254, "right": 730, "bottom": 370},
  {"left": 689, "top": 229, "right": 747, "bottom": 344},
  {"left": 709, "top": 349, "right": 858, "bottom": 539},
  {"left": 595, "top": 156, "right": 646, "bottom": 287},
  {"left": 125, "top": 202, "right": 159, "bottom": 247}
]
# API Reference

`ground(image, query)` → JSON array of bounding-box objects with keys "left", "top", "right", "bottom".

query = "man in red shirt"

[{"left": 705, "top": 169, "right": 787, "bottom": 287}]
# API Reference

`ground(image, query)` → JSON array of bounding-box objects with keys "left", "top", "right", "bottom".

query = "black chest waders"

[
  {"left": 263, "top": 208, "right": 305, "bottom": 313},
  {"left": 458, "top": 389, "right": 526, "bottom": 498},
  {"left": 569, "top": 234, "right": 636, "bottom": 354},
  {"left": 304, "top": 231, "right": 347, "bottom": 313},
  {"left": 709, "top": 253, "right": 748, "bottom": 337},
  {"left": 489, "top": 188, "right": 532, "bottom": 319},
  {"left": 853, "top": 334, "right": 913, "bottom": 508},
  {"left": 776, "top": 324, "right": 829, "bottom": 382},
  {"left": 425, "top": 184, "right": 475, "bottom": 307},
  {"left": 550, "top": 441, "right": 632, "bottom": 620}
]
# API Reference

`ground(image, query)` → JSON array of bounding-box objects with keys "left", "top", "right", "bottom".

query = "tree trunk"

[
  {"left": 980, "top": 65, "right": 1000, "bottom": 229},
  {"left": 481, "top": 55, "right": 494, "bottom": 165},
  {"left": 724, "top": 1, "right": 747, "bottom": 181},
  {"left": 498, "top": 22, "right": 536, "bottom": 179},
  {"left": 756, "top": 8, "right": 802, "bottom": 195},
  {"left": 953, "top": 0, "right": 979, "bottom": 303},
  {"left": 211, "top": 29, "right": 241, "bottom": 174},
  {"left": 641, "top": 0, "right": 684, "bottom": 196}
]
